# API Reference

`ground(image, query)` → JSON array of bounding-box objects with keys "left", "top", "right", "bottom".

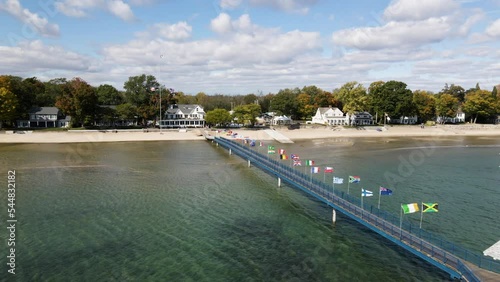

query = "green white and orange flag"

[
  {"left": 401, "top": 203, "right": 419, "bottom": 214},
  {"left": 305, "top": 160, "right": 314, "bottom": 166}
]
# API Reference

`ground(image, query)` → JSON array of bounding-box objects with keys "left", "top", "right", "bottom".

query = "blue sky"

[{"left": 1, "top": 0, "right": 499, "bottom": 95}]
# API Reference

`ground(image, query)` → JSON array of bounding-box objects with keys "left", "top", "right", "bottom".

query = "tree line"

[{"left": 0, "top": 74, "right": 499, "bottom": 128}]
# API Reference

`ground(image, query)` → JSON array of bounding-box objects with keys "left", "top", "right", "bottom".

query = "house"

[
  {"left": 391, "top": 115, "right": 418, "bottom": 125},
  {"left": 161, "top": 104, "right": 205, "bottom": 128},
  {"left": 347, "top": 112, "right": 374, "bottom": 126},
  {"left": 436, "top": 110, "right": 465, "bottom": 124},
  {"left": 312, "top": 106, "right": 348, "bottom": 126},
  {"left": 17, "top": 107, "right": 70, "bottom": 128}
]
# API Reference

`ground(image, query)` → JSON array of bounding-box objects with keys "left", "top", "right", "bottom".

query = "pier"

[{"left": 211, "top": 136, "right": 500, "bottom": 281}]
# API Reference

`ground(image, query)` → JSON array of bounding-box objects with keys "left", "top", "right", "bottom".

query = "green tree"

[
  {"left": 232, "top": 104, "right": 261, "bottom": 126},
  {"left": 0, "top": 87, "right": 19, "bottom": 128},
  {"left": 435, "top": 94, "right": 458, "bottom": 124},
  {"left": 492, "top": 86, "right": 497, "bottom": 99},
  {"left": 440, "top": 84, "right": 465, "bottom": 103},
  {"left": 175, "top": 92, "right": 197, "bottom": 104},
  {"left": 371, "top": 80, "right": 415, "bottom": 121},
  {"left": 243, "top": 94, "right": 258, "bottom": 105},
  {"left": 39, "top": 78, "right": 67, "bottom": 106},
  {"left": 55, "top": 78, "right": 98, "bottom": 127},
  {"left": 123, "top": 74, "right": 161, "bottom": 125},
  {"left": 96, "top": 84, "right": 123, "bottom": 105},
  {"left": 462, "top": 89, "right": 497, "bottom": 123},
  {"left": 0, "top": 75, "right": 36, "bottom": 120},
  {"left": 205, "top": 108, "right": 232, "bottom": 126},
  {"left": 116, "top": 103, "right": 138, "bottom": 121},
  {"left": 270, "top": 88, "right": 299, "bottom": 118},
  {"left": 413, "top": 90, "right": 436, "bottom": 122},
  {"left": 334, "top": 81, "right": 369, "bottom": 114}
]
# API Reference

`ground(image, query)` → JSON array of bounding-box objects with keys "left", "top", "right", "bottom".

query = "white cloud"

[
  {"left": 486, "top": 19, "right": 500, "bottom": 37},
  {"left": 210, "top": 13, "right": 233, "bottom": 34},
  {"left": 139, "top": 22, "right": 192, "bottom": 41},
  {"left": 107, "top": 0, "right": 135, "bottom": 21},
  {"left": 0, "top": 40, "right": 91, "bottom": 73},
  {"left": 384, "top": 0, "right": 459, "bottom": 21},
  {"left": 0, "top": 0, "right": 60, "bottom": 37},
  {"left": 55, "top": 0, "right": 136, "bottom": 21},
  {"left": 220, "top": 0, "right": 242, "bottom": 9},
  {"left": 249, "top": 0, "right": 317, "bottom": 13},
  {"left": 333, "top": 17, "right": 451, "bottom": 50}
]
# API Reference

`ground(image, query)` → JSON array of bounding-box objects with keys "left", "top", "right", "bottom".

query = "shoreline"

[{"left": 1, "top": 125, "right": 500, "bottom": 144}]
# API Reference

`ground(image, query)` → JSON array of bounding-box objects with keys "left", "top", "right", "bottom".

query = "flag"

[
  {"left": 349, "top": 176, "right": 360, "bottom": 183},
  {"left": 280, "top": 154, "right": 289, "bottom": 160},
  {"left": 401, "top": 203, "right": 419, "bottom": 214},
  {"left": 244, "top": 139, "right": 248, "bottom": 144},
  {"left": 250, "top": 140, "right": 256, "bottom": 147},
  {"left": 379, "top": 187, "right": 393, "bottom": 196},
  {"left": 305, "top": 160, "right": 314, "bottom": 166},
  {"left": 279, "top": 149, "right": 285, "bottom": 155},
  {"left": 293, "top": 160, "right": 302, "bottom": 166},
  {"left": 333, "top": 177, "right": 344, "bottom": 184},
  {"left": 259, "top": 141, "right": 263, "bottom": 147},
  {"left": 362, "top": 189, "right": 373, "bottom": 197},
  {"left": 291, "top": 154, "right": 299, "bottom": 160},
  {"left": 324, "top": 167, "right": 334, "bottom": 173},
  {"left": 311, "top": 167, "right": 320, "bottom": 174},
  {"left": 268, "top": 145, "right": 275, "bottom": 154},
  {"left": 150, "top": 87, "right": 156, "bottom": 91},
  {"left": 422, "top": 203, "right": 438, "bottom": 213}
]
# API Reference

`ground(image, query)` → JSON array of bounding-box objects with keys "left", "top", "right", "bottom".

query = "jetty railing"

[{"left": 213, "top": 137, "right": 500, "bottom": 280}]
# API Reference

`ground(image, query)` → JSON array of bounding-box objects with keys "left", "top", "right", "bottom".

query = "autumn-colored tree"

[
  {"left": 334, "top": 81, "right": 369, "bottom": 114},
  {"left": 435, "top": 94, "right": 458, "bottom": 124},
  {"left": 413, "top": 90, "right": 436, "bottom": 122},
  {"left": 296, "top": 93, "right": 316, "bottom": 120},
  {"left": 0, "top": 87, "right": 19, "bottom": 128},
  {"left": 462, "top": 89, "right": 497, "bottom": 123},
  {"left": 55, "top": 78, "right": 98, "bottom": 127}
]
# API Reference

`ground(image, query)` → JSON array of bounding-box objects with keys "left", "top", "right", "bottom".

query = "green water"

[{"left": 0, "top": 137, "right": 499, "bottom": 281}]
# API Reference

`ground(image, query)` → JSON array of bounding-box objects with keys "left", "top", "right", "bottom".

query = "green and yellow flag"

[{"left": 422, "top": 203, "right": 438, "bottom": 213}]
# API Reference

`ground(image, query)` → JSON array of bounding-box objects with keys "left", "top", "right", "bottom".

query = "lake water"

[{"left": 0, "top": 136, "right": 499, "bottom": 281}]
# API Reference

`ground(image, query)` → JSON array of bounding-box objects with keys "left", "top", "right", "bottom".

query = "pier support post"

[
  {"left": 248, "top": 159, "right": 251, "bottom": 167},
  {"left": 278, "top": 177, "right": 281, "bottom": 187},
  {"left": 229, "top": 148, "right": 232, "bottom": 155},
  {"left": 332, "top": 209, "right": 336, "bottom": 223}
]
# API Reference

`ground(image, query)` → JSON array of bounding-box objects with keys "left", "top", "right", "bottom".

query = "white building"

[
  {"left": 437, "top": 110, "right": 465, "bottom": 124},
  {"left": 161, "top": 104, "right": 206, "bottom": 128},
  {"left": 347, "top": 112, "right": 374, "bottom": 126},
  {"left": 312, "top": 107, "right": 348, "bottom": 126},
  {"left": 17, "top": 107, "right": 70, "bottom": 128},
  {"left": 272, "top": 115, "right": 292, "bottom": 125},
  {"left": 391, "top": 115, "right": 418, "bottom": 125}
]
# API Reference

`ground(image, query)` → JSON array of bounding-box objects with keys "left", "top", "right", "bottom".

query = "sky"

[{"left": 0, "top": 0, "right": 499, "bottom": 95}]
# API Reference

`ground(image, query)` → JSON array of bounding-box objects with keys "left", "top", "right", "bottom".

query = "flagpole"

[
  {"left": 323, "top": 170, "right": 326, "bottom": 182},
  {"left": 332, "top": 176, "right": 335, "bottom": 199},
  {"left": 361, "top": 188, "right": 364, "bottom": 210},
  {"left": 377, "top": 187, "right": 381, "bottom": 209},
  {"left": 419, "top": 203, "right": 424, "bottom": 229},
  {"left": 347, "top": 180, "right": 350, "bottom": 195},
  {"left": 399, "top": 204, "right": 403, "bottom": 235}
]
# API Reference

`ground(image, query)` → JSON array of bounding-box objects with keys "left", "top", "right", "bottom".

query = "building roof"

[
  {"left": 317, "top": 107, "right": 340, "bottom": 115},
  {"left": 166, "top": 104, "right": 204, "bottom": 115},
  {"left": 29, "top": 107, "right": 61, "bottom": 115}
]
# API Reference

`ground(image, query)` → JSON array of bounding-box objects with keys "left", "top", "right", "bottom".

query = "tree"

[
  {"left": 435, "top": 94, "right": 458, "bottom": 124},
  {"left": 55, "top": 78, "right": 98, "bottom": 127},
  {"left": 243, "top": 94, "right": 258, "bottom": 105},
  {"left": 370, "top": 80, "right": 415, "bottom": 121},
  {"left": 440, "top": 84, "right": 465, "bottom": 103},
  {"left": 492, "top": 86, "right": 497, "bottom": 99},
  {"left": 232, "top": 104, "right": 261, "bottom": 126},
  {"left": 0, "top": 75, "right": 36, "bottom": 120},
  {"left": 123, "top": 74, "right": 160, "bottom": 125},
  {"left": 39, "top": 78, "right": 67, "bottom": 106},
  {"left": 116, "top": 103, "right": 138, "bottom": 121},
  {"left": 270, "top": 88, "right": 299, "bottom": 118},
  {"left": 462, "top": 89, "right": 497, "bottom": 123},
  {"left": 334, "top": 81, "right": 369, "bottom": 114},
  {"left": 205, "top": 108, "right": 232, "bottom": 126},
  {"left": 296, "top": 93, "right": 316, "bottom": 120},
  {"left": 0, "top": 87, "right": 19, "bottom": 128},
  {"left": 413, "top": 90, "right": 436, "bottom": 123},
  {"left": 96, "top": 84, "right": 123, "bottom": 105}
]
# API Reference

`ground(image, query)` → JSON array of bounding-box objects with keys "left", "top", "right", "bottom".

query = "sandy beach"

[{"left": 1, "top": 125, "right": 500, "bottom": 144}]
